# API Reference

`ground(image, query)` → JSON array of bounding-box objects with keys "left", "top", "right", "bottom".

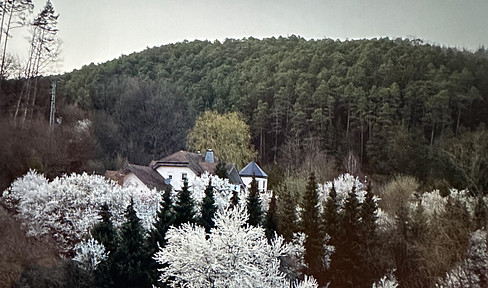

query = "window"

[
  {"left": 168, "top": 174, "right": 172, "bottom": 179},
  {"left": 182, "top": 173, "right": 188, "bottom": 180}
]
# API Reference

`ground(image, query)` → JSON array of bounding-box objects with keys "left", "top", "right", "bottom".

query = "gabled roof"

[
  {"left": 152, "top": 150, "right": 218, "bottom": 176},
  {"left": 239, "top": 161, "right": 268, "bottom": 178},
  {"left": 123, "top": 164, "right": 169, "bottom": 191}
]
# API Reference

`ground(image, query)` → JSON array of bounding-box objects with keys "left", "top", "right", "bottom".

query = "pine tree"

[
  {"left": 229, "top": 190, "right": 240, "bottom": 209},
  {"left": 147, "top": 186, "right": 175, "bottom": 287},
  {"left": 357, "top": 183, "right": 380, "bottom": 287},
  {"left": 174, "top": 179, "right": 196, "bottom": 227},
  {"left": 199, "top": 179, "right": 217, "bottom": 234},
  {"left": 276, "top": 183, "right": 297, "bottom": 242},
  {"left": 114, "top": 198, "right": 151, "bottom": 288},
  {"left": 333, "top": 184, "right": 362, "bottom": 288},
  {"left": 264, "top": 190, "right": 278, "bottom": 240},
  {"left": 323, "top": 183, "right": 340, "bottom": 246},
  {"left": 246, "top": 174, "right": 263, "bottom": 226},
  {"left": 215, "top": 161, "right": 228, "bottom": 179},
  {"left": 301, "top": 172, "right": 325, "bottom": 281},
  {"left": 91, "top": 203, "right": 119, "bottom": 288}
]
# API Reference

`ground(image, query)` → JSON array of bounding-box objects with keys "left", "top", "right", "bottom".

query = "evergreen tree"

[
  {"left": 323, "top": 183, "right": 340, "bottom": 246},
  {"left": 333, "top": 184, "right": 362, "bottom": 288},
  {"left": 91, "top": 203, "right": 118, "bottom": 288},
  {"left": 301, "top": 172, "right": 325, "bottom": 282},
  {"left": 264, "top": 190, "right": 278, "bottom": 241},
  {"left": 246, "top": 174, "right": 263, "bottom": 226},
  {"left": 199, "top": 179, "right": 217, "bottom": 234},
  {"left": 174, "top": 179, "right": 196, "bottom": 227},
  {"left": 229, "top": 190, "right": 240, "bottom": 209},
  {"left": 146, "top": 186, "right": 175, "bottom": 287},
  {"left": 113, "top": 198, "right": 151, "bottom": 288},
  {"left": 357, "top": 183, "right": 380, "bottom": 287},
  {"left": 276, "top": 183, "right": 297, "bottom": 242}
]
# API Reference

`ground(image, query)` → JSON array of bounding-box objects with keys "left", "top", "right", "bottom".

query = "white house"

[
  {"left": 107, "top": 149, "right": 245, "bottom": 192},
  {"left": 239, "top": 161, "right": 268, "bottom": 192}
]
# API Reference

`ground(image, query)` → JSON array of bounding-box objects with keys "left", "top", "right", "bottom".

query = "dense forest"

[{"left": 1, "top": 36, "right": 488, "bottom": 193}]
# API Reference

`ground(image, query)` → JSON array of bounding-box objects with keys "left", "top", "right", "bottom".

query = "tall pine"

[
  {"left": 264, "top": 190, "right": 278, "bottom": 240},
  {"left": 276, "top": 183, "right": 297, "bottom": 242},
  {"left": 301, "top": 172, "right": 325, "bottom": 282},
  {"left": 114, "top": 198, "right": 151, "bottom": 288},
  {"left": 333, "top": 184, "right": 362, "bottom": 288},
  {"left": 174, "top": 179, "right": 196, "bottom": 227},
  {"left": 321, "top": 182, "right": 340, "bottom": 284},
  {"left": 147, "top": 186, "right": 175, "bottom": 287},
  {"left": 246, "top": 174, "right": 263, "bottom": 226},
  {"left": 199, "top": 179, "right": 217, "bottom": 234},
  {"left": 91, "top": 203, "right": 119, "bottom": 288},
  {"left": 229, "top": 190, "right": 240, "bottom": 209}
]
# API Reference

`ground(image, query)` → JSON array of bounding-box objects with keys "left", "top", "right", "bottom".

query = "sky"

[{"left": 9, "top": 0, "right": 488, "bottom": 74}]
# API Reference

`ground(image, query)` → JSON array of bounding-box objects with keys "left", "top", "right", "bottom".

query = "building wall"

[
  {"left": 155, "top": 166, "right": 196, "bottom": 190},
  {"left": 241, "top": 176, "right": 267, "bottom": 192}
]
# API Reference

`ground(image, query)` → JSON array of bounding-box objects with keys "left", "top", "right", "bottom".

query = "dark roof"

[
  {"left": 226, "top": 165, "right": 244, "bottom": 186},
  {"left": 152, "top": 150, "right": 218, "bottom": 176},
  {"left": 123, "top": 164, "right": 169, "bottom": 191},
  {"left": 239, "top": 161, "right": 268, "bottom": 178}
]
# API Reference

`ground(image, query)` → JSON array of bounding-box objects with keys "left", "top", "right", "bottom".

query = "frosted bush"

[{"left": 73, "top": 237, "right": 108, "bottom": 270}]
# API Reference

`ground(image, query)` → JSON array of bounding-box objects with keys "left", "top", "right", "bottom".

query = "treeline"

[{"left": 2, "top": 36, "right": 488, "bottom": 190}]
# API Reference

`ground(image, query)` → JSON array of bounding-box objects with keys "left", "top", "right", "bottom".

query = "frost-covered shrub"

[
  {"left": 2, "top": 170, "right": 161, "bottom": 254},
  {"left": 73, "top": 237, "right": 108, "bottom": 270},
  {"left": 373, "top": 271, "right": 399, "bottom": 288},
  {"left": 154, "top": 205, "right": 318, "bottom": 287}
]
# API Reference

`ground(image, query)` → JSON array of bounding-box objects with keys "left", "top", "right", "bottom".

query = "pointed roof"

[
  {"left": 123, "top": 164, "right": 170, "bottom": 191},
  {"left": 239, "top": 161, "right": 267, "bottom": 178}
]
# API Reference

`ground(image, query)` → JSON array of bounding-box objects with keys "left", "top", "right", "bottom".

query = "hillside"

[{"left": 2, "top": 36, "right": 488, "bottom": 190}]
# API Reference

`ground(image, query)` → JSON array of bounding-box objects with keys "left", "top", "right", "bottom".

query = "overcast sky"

[{"left": 9, "top": 0, "right": 488, "bottom": 74}]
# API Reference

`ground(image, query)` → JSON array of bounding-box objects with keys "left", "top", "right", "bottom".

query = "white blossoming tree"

[
  {"left": 154, "top": 205, "right": 318, "bottom": 288},
  {"left": 1, "top": 170, "right": 161, "bottom": 254},
  {"left": 73, "top": 237, "right": 108, "bottom": 270}
]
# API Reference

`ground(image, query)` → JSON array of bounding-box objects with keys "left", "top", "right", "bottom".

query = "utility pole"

[{"left": 49, "top": 80, "right": 56, "bottom": 127}]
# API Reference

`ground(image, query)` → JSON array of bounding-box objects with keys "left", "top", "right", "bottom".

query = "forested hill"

[{"left": 3, "top": 36, "right": 488, "bottom": 190}]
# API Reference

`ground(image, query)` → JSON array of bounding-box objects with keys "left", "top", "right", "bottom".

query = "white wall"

[
  {"left": 156, "top": 166, "right": 196, "bottom": 190},
  {"left": 241, "top": 176, "right": 267, "bottom": 193}
]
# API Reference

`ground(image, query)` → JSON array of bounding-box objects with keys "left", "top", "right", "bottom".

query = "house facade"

[{"left": 239, "top": 161, "right": 268, "bottom": 193}]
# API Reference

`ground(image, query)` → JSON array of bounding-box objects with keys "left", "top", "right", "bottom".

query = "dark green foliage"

[
  {"left": 300, "top": 173, "right": 325, "bottom": 281},
  {"left": 229, "top": 190, "right": 240, "bottom": 209},
  {"left": 215, "top": 161, "right": 228, "bottom": 179},
  {"left": 174, "top": 180, "right": 196, "bottom": 227},
  {"left": 323, "top": 183, "right": 340, "bottom": 246},
  {"left": 199, "top": 179, "right": 217, "bottom": 234},
  {"left": 113, "top": 199, "right": 151, "bottom": 288},
  {"left": 246, "top": 174, "right": 263, "bottom": 226},
  {"left": 91, "top": 203, "right": 119, "bottom": 288},
  {"left": 276, "top": 183, "right": 297, "bottom": 242},
  {"left": 331, "top": 185, "right": 362, "bottom": 288},
  {"left": 146, "top": 186, "right": 175, "bottom": 287},
  {"left": 264, "top": 190, "right": 278, "bottom": 240}
]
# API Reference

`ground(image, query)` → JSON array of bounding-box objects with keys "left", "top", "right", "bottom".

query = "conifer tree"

[
  {"left": 229, "top": 190, "right": 240, "bottom": 209},
  {"left": 301, "top": 172, "right": 325, "bottom": 281},
  {"left": 147, "top": 186, "right": 175, "bottom": 287},
  {"left": 276, "top": 183, "right": 297, "bottom": 242},
  {"left": 357, "top": 183, "right": 380, "bottom": 287},
  {"left": 114, "top": 198, "right": 151, "bottom": 288},
  {"left": 333, "top": 184, "right": 361, "bottom": 288},
  {"left": 174, "top": 179, "right": 196, "bottom": 227},
  {"left": 323, "top": 182, "right": 340, "bottom": 246},
  {"left": 91, "top": 203, "right": 118, "bottom": 288},
  {"left": 199, "top": 179, "right": 217, "bottom": 234},
  {"left": 264, "top": 190, "right": 278, "bottom": 240},
  {"left": 246, "top": 174, "right": 263, "bottom": 226}
]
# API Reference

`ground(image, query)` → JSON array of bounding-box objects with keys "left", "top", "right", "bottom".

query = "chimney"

[{"left": 205, "top": 149, "right": 214, "bottom": 163}]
